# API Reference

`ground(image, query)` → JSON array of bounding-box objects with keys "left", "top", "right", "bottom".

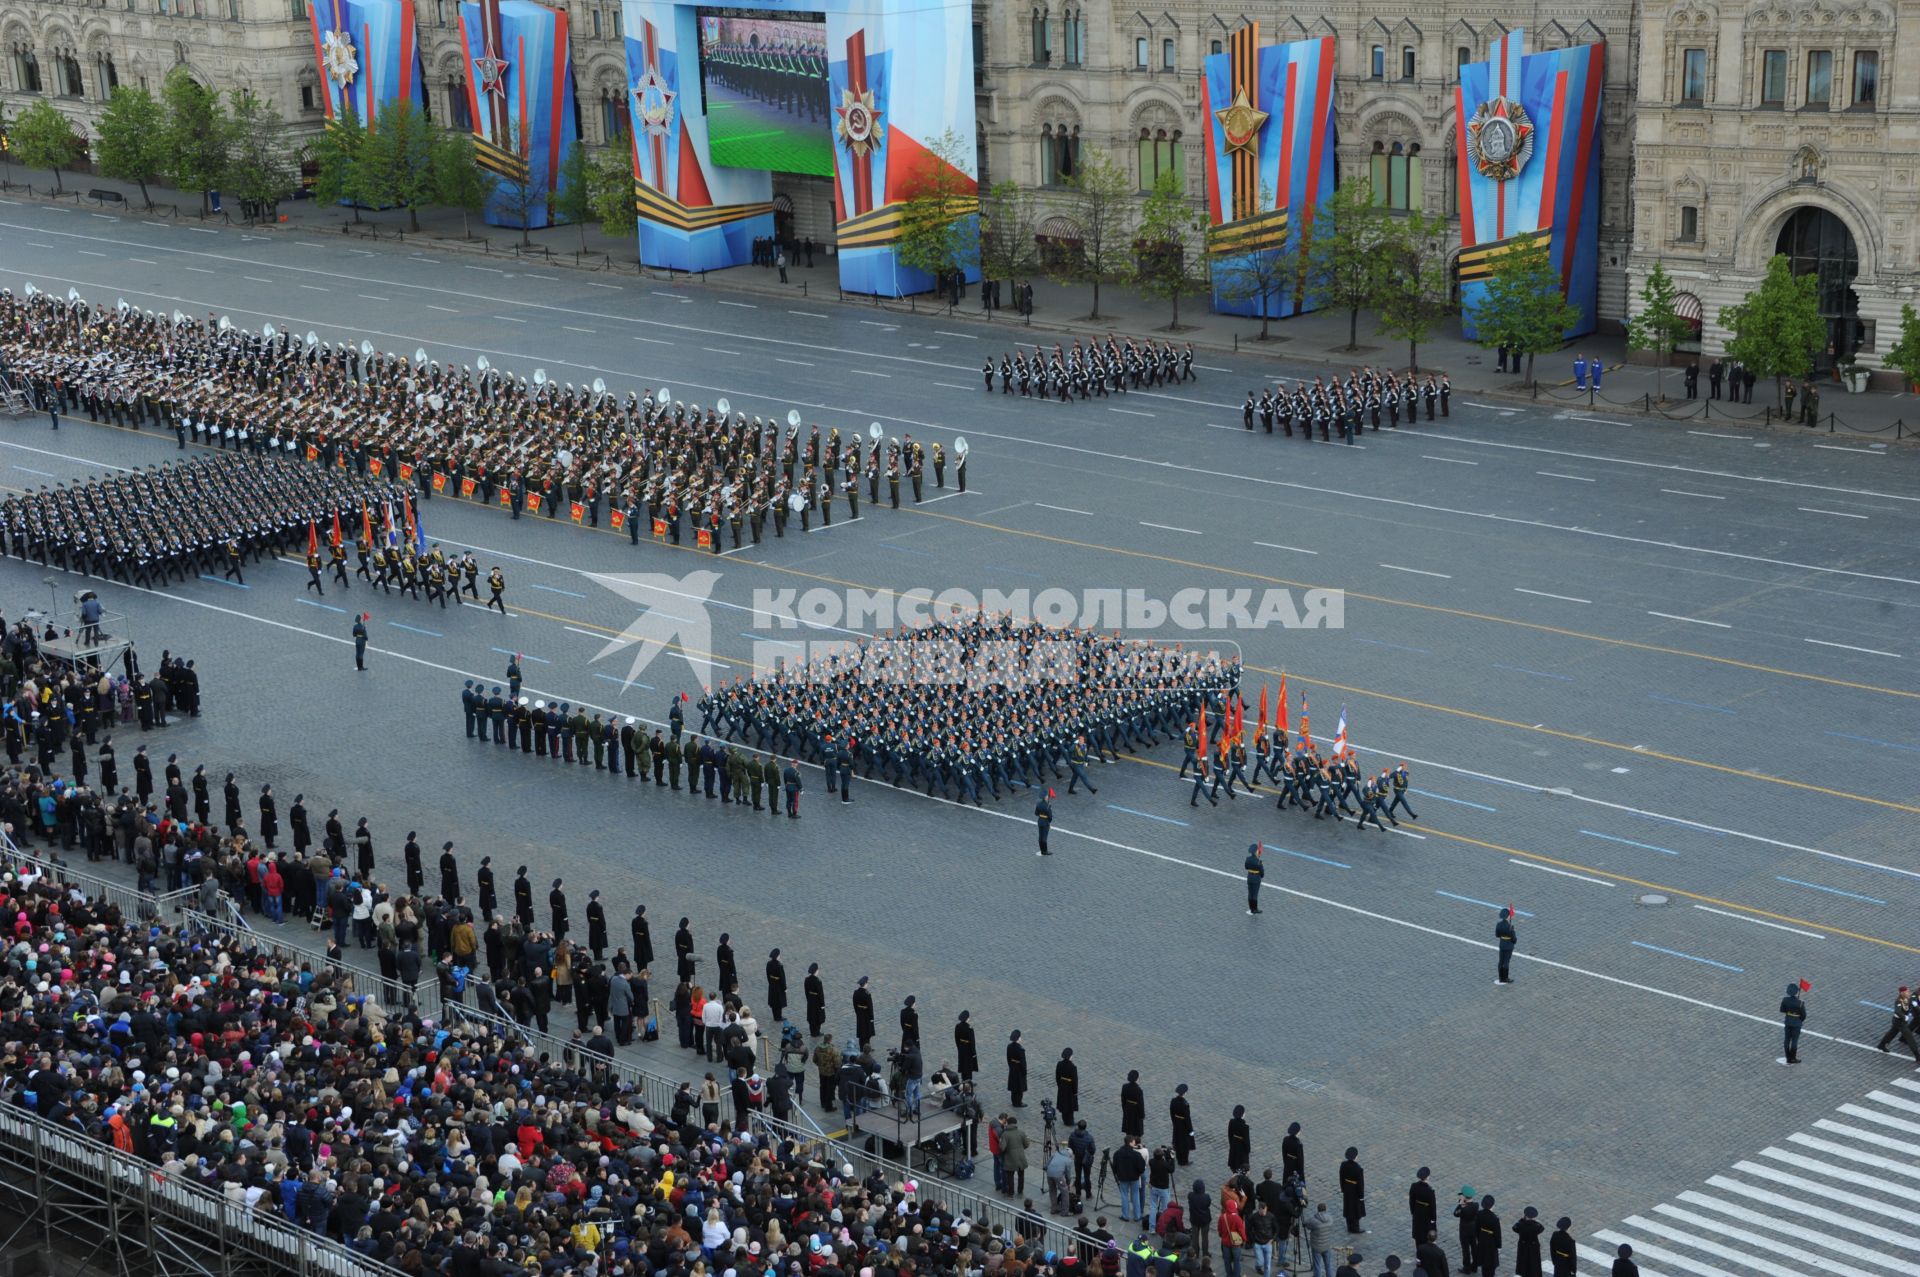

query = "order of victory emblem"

[
  {"left": 632, "top": 64, "right": 676, "bottom": 139},
  {"left": 1213, "top": 86, "right": 1269, "bottom": 158},
  {"left": 321, "top": 29, "right": 359, "bottom": 87},
  {"left": 834, "top": 88, "right": 883, "bottom": 158},
  {"left": 1465, "top": 95, "right": 1534, "bottom": 181}
]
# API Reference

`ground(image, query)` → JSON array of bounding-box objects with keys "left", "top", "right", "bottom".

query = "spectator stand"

[
  {"left": 183, "top": 907, "right": 438, "bottom": 1019},
  {"left": 0, "top": 827, "right": 196, "bottom": 923}
]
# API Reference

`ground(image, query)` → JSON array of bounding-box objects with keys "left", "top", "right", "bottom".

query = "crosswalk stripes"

[{"left": 1582, "top": 1075, "right": 1920, "bottom": 1277}]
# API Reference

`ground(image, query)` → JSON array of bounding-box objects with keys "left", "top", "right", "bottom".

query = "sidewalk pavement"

[{"left": 5, "top": 162, "right": 1911, "bottom": 444}]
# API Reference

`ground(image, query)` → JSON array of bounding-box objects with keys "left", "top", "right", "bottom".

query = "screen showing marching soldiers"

[{"left": 697, "top": 8, "right": 834, "bottom": 177}]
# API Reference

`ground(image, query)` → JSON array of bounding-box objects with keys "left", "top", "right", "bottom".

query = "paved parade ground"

[{"left": 4, "top": 197, "right": 1920, "bottom": 1270}]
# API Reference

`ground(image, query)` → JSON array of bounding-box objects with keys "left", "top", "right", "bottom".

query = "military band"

[
  {"left": 989, "top": 336, "right": 1197, "bottom": 400},
  {"left": 1241, "top": 366, "right": 1452, "bottom": 443}
]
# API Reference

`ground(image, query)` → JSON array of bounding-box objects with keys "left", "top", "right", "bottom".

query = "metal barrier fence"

[
  {"left": 182, "top": 910, "right": 439, "bottom": 1018},
  {"left": 440, "top": 991, "right": 697, "bottom": 1120},
  {"left": 0, "top": 840, "right": 188, "bottom": 922},
  {"left": 748, "top": 1112, "right": 1098, "bottom": 1259},
  {"left": 0, "top": 1102, "right": 404, "bottom": 1277}
]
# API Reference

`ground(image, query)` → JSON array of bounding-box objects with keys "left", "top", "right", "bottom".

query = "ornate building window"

[
  {"left": 1680, "top": 48, "right": 1706, "bottom": 103},
  {"left": 602, "top": 91, "right": 628, "bottom": 141},
  {"left": 1039, "top": 120, "right": 1079, "bottom": 186},
  {"left": 1456, "top": 45, "right": 1469, "bottom": 77},
  {"left": 1029, "top": 8, "right": 1050, "bottom": 65},
  {"left": 1760, "top": 49, "right": 1786, "bottom": 106},
  {"left": 57, "top": 51, "right": 83, "bottom": 97},
  {"left": 1061, "top": 9, "right": 1084, "bottom": 66},
  {"left": 1134, "top": 36, "right": 1147, "bottom": 68},
  {"left": 12, "top": 48, "right": 42, "bottom": 94},
  {"left": 290, "top": 0, "right": 305, "bottom": 16},
  {"left": 1401, "top": 46, "right": 1415, "bottom": 80},
  {"left": 1678, "top": 205, "right": 1698, "bottom": 242},
  {"left": 448, "top": 77, "right": 471, "bottom": 130},
  {"left": 1850, "top": 50, "right": 1878, "bottom": 107},
  {"left": 1370, "top": 139, "right": 1422, "bottom": 212},
  {"left": 1137, "top": 126, "right": 1181, "bottom": 191},
  {"left": 1162, "top": 37, "right": 1174, "bottom": 70},
  {"left": 1369, "top": 45, "right": 1384, "bottom": 78},
  {"left": 95, "top": 53, "right": 118, "bottom": 95},
  {"left": 1804, "top": 50, "right": 1830, "bottom": 107}
]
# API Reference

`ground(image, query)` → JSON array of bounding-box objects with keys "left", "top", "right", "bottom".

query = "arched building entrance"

[{"left": 1774, "top": 207, "right": 1860, "bottom": 371}]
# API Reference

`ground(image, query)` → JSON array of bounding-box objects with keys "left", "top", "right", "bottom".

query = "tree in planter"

[
  {"left": 1886, "top": 304, "right": 1920, "bottom": 394},
  {"left": 10, "top": 100, "right": 82, "bottom": 194},
  {"left": 895, "top": 129, "right": 979, "bottom": 298},
  {"left": 310, "top": 105, "right": 367, "bottom": 222},
  {"left": 224, "top": 90, "right": 297, "bottom": 223},
  {"left": 587, "top": 142, "right": 638, "bottom": 242},
  {"left": 430, "top": 128, "right": 493, "bottom": 239},
  {"left": 1133, "top": 170, "right": 1207, "bottom": 331},
  {"left": 1717, "top": 253, "right": 1827, "bottom": 410},
  {"left": 1371, "top": 209, "right": 1452, "bottom": 373},
  {"left": 94, "top": 87, "right": 168, "bottom": 209},
  {"left": 977, "top": 180, "right": 1038, "bottom": 308},
  {"left": 1302, "top": 175, "right": 1388, "bottom": 351},
  {"left": 162, "top": 70, "right": 232, "bottom": 215},
  {"left": 550, "top": 141, "right": 599, "bottom": 254},
  {"left": 1623, "top": 260, "right": 1695, "bottom": 402},
  {"left": 359, "top": 101, "right": 439, "bottom": 230},
  {"left": 1472, "top": 230, "right": 1579, "bottom": 384},
  {"left": 1048, "top": 146, "right": 1133, "bottom": 320}
]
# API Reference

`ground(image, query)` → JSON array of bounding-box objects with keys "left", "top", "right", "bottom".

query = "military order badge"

[
  {"left": 1465, "top": 96, "right": 1534, "bottom": 181},
  {"left": 321, "top": 29, "right": 360, "bottom": 87},
  {"left": 1214, "top": 86, "right": 1269, "bottom": 159},
  {"left": 631, "top": 64, "right": 675, "bottom": 139},
  {"left": 834, "top": 87, "right": 882, "bottom": 158}
]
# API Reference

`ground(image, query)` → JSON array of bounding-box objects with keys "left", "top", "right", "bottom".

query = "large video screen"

[{"left": 697, "top": 7, "right": 834, "bottom": 178}]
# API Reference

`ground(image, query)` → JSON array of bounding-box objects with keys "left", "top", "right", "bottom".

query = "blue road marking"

[
  {"left": 1824, "top": 730, "right": 1920, "bottom": 755},
  {"left": 295, "top": 598, "right": 347, "bottom": 614},
  {"left": 491, "top": 647, "right": 549, "bottom": 664},
  {"left": 1492, "top": 663, "right": 1572, "bottom": 682},
  {"left": 1775, "top": 875, "right": 1886, "bottom": 905},
  {"left": 529, "top": 583, "right": 587, "bottom": 598},
  {"left": 639, "top": 609, "right": 693, "bottom": 623},
  {"left": 1648, "top": 693, "right": 1737, "bottom": 715},
  {"left": 1435, "top": 891, "right": 1534, "bottom": 917},
  {"left": 749, "top": 634, "right": 804, "bottom": 645},
  {"left": 1580, "top": 829, "right": 1678, "bottom": 856},
  {"left": 198, "top": 574, "right": 249, "bottom": 589},
  {"left": 1354, "top": 637, "right": 1430, "bottom": 655},
  {"left": 1266, "top": 846, "right": 1351, "bottom": 870},
  {"left": 1861, "top": 1000, "right": 1896, "bottom": 1013},
  {"left": 387, "top": 621, "right": 443, "bottom": 638},
  {"left": 1414, "top": 789, "right": 1497, "bottom": 812},
  {"left": 1631, "top": 940, "right": 1744, "bottom": 973},
  {"left": 1105, "top": 804, "right": 1189, "bottom": 827},
  {"left": 593, "top": 672, "right": 653, "bottom": 690}
]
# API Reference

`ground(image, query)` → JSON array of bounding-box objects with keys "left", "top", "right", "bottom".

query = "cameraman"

[
  {"left": 1113, "top": 1135, "right": 1147, "bottom": 1223},
  {"left": 78, "top": 592, "right": 102, "bottom": 646},
  {"left": 1069, "top": 1118, "right": 1097, "bottom": 1196},
  {"left": 1148, "top": 1144, "right": 1177, "bottom": 1227}
]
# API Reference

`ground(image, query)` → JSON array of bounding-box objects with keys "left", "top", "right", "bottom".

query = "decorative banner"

[
  {"left": 306, "top": 444, "right": 319, "bottom": 461},
  {"left": 696, "top": 528, "right": 713, "bottom": 550},
  {"left": 619, "top": 0, "right": 977, "bottom": 297},
  {"left": 1200, "top": 28, "right": 1337, "bottom": 319},
  {"left": 1455, "top": 29, "right": 1604, "bottom": 340},
  {"left": 432, "top": 471, "right": 448, "bottom": 491},
  {"left": 569, "top": 501, "right": 585, "bottom": 524},
  {"left": 499, "top": 486, "right": 515, "bottom": 506},
  {"left": 652, "top": 518, "right": 667, "bottom": 541},
  {"left": 610, "top": 508, "right": 627, "bottom": 531},
  {"left": 308, "top": 0, "right": 424, "bottom": 125},
  {"left": 460, "top": 476, "right": 478, "bottom": 497},
  {"left": 459, "top": 0, "right": 581, "bottom": 230},
  {"left": 399, "top": 462, "right": 415, "bottom": 481},
  {"left": 369, "top": 458, "right": 384, "bottom": 477}
]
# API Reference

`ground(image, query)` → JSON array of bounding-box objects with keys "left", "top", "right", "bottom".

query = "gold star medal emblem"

[
  {"left": 834, "top": 88, "right": 883, "bottom": 158},
  {"left": 1215, "top": 86, "right": 1269, "bottom": 158}
]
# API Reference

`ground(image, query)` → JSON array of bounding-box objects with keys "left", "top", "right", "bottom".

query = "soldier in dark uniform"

[
  {"left": 1119, "top": 1069, "right": 1145, "bottom": 1140},
  {"left": 1495, "top": 908, "right": 1517, "bottom": 984},
  {"left": 1054, "top": 1048, "right": 1079, "bottom": 1125},
  {"left": 513, "top": 866, "right": 535, "bottom": 929},
  {"left": 1169, "top": 1084, "right": 1194, "bottom": 1165},
  {"left": 954, "top": 1009, "right": 978, "bottom": 1081},
  {"left": 1245, "top": 843, "right": 1264, "bottom": 914},
  {"left": 1005, "top": 1028, "right": 1027, "bottom": 1107},
  {"left": 851, "top": 975, "right": 876, "bottom": 1050},
  {"left": 476, "top": 856, "right": 497, "bottom": 921},
  {"left": 585, "top": 889, "right": 608, "bottom": 959},
  {"left": 1034, "top": 787, "right": 1053, "bottom": 855},
  {"left": 764, "top": 948, "right": 787, "bottom": 1022},
  {"left": 804, "top": 962, "right": 826, "bottom": 1036},
  {"left": 549, "top": 878, "right": 569, "bottom": 939}
]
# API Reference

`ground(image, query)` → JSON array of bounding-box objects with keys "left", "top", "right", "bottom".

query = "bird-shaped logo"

[{"left": 587, "top": 570, "right": 722, "bottom": 689}]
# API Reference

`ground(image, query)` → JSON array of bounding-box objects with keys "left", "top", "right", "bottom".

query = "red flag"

[
  {"left": 361, "top": 504, "right": 373, "bottom": 545},
  {"left": 1197, "top": 705, "right": 1209, "bottom": 767},
  {"left": 330, "top": 511, "right": 343, "bottom": 549},
  {"left": 1799, "top": 979, "right": 1811, "bottom": 992},
  {"left": 306, "top": 521, "right": 318, "bottom": 558},
  {"left": 1277, "top": 674, "right": 1289, "bottom": 737},
  {"left": 1257, "top": 684, "right": 1269, "bottom": 741},
  {"left": 1300, "top": 689, "right": 1312, "bottom": 751}
]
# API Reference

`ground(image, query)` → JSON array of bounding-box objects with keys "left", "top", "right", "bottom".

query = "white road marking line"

[
  {"left": 1564, "top": 415, "right": 1636, "bottom": 426},
  {"left": 859, "top": 320, "right": 897, "bottom": 328},
  {"left": 128, "top": 258, "right": 157, "bottom": 265},
  {"left": 1800, "top": 506, "right": 1869, "bottom": 519},
  {"left": 184, "top": 266, "right": 215, "bottom": 273},
  {"left": 347, "top": 249, "right": 375, "bottom": 256},
  {"left": 716, "top": 300, "right": 755, "bottom": 308},
  {"left": 90, "top": 213, "right": 119, "bottom": 221},
  {"left": 1110, "top": 407, "right": 1155, "bottom": 417},
  {"left": 585, "top": 282, "right": 621, "bottom": 290},
  {"left": 1648, "top": 610, "right": 1731, "bottom": 629},
  {"left": 1806, "top": 638, "right": 1902, "bottom": 658},
  {"left": 77, "top": 250, "right": 106, "bottom": 257},
  {"left": 633, "top": 336, "right": 673, "bottom": 345},
  {"left": 1691, "top": 905, "right": 1824, "bottom": 939},
  {"left": 703, "top": 347, "right": 740, "bottom": 355},
  {"left": 299, "top": 284, "right": 329, "bottom": 291},
  {"left": 935, "top": 330, "right": 977, "bottom": 339},
  {"left": 1254, "top": 541, "right": 1317, "bottom": 554},
  {"left": 183, "top": 226, "right": 216, "bottom": 233},
  {"left": 1661, "top": 489, "right": 1725, "bottom": 499},
  {"left": 1616, "top": 1216, "right": 1806, "bottom": 1277},
  {"left": 850, "top": 369, "right": 889, "bottom": 377},
  {"left": 1196, "top": 364, "right": 1231, "bottom": 372},
  {"left": 1035, "top": 502, "right": 1092, "bottom": 516},
  {"left": 1139, "top": 521, "right": 1201, "bottom": 535},
  {"left": 1423, "top": 455, "right": 1479, "bottom": 465},
  {"left": 920, "top": 490, "right": 968, "bottom": 505},
  {"left": 427, "top": 304, "right": 460, "bottom": 313},
  {"left": 789, "top": 310, "right": 826, "bottom": 318},
  {"left": 467, "top": 265, "right": 507, "bottom": 274},
  {"left": 1461, "top": 401, "right": 1517, "bottom": 411},
  {"left": 1538, "top": 470, "right": 1596, "bottom": 481},
  {"left": 933, "top": 382, "right": 971, "bottom": 389},
  {"left": 1677, "top": 1187, "right": 1915, "bottom": 1271},
  {"left": 776, "top": 358, "right": 814, "bottom": 367},
  {"left": 1508, "top": 859, "right": 1613, "bottom": 886},
  {"left": 240, "top": 275, "right": 273, "bottom": 283},
  {"left": 1514, "top": 587, "right": 1591, "bottom": 603},
  {"left": 651, "top": 291, "right": 688, "bottom": 300},
  {"left": 1689, "top": 430, "right": 1745, "bottom": 439},
  {"left": 1649, "top": 1201, "right": 1886, "bottom": 1277},
  {"left": 1380, "top": 563, "right": 1451, "bottom": 579},
  {"left": 359, "top": 294, "right": 389, "bottom": 301},
  {"left": 1815, "top": 444, "right": 1881, "bottom": 455},
  {"left": 563, "top": 325, "right": 596, "bottom": 333},
  {"left": 493, "top": 315, "right": 526, "bottom": 322}
]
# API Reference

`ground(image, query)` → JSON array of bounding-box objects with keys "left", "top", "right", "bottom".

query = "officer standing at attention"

[
  {"left": 462, "top": 680, "right": 478, "bottom": 738},
  {"left": 1780, "top": 981, "right": 1808, "bottom": 1064},
  {"left": 352, "top": 613, "right": 368, "bottom": 670},
  {"left": 1244, "top": 843, "right": 1264, "bottom": 914},
  {"left": 1495, "top": 907, "right": 1517, "bottom": 984},
  {"left": 1035, "top": 787, "right": 1054, "bottom": 856}
]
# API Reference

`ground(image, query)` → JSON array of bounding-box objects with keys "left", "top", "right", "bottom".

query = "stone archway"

[{"left": 1775, "top": 206, "right": 1860, "bottom": 369}]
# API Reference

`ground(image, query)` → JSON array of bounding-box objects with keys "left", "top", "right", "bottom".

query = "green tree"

[
  {"left": 224, "top": 90, "right": 296, "bottom": 223},
  {"left": 162, "top": 69, "right": 232, "bottom": 215},
  {"left": 1133, "top": 170, "right": 1206, "bottom": 330},
  {"left": 587, "top": 142, "right": 638, "bottom": 240},
  {"left": 1303, "top": 176, "right": 1388, "bottom": 351},
  {"left": 1049, "top": 146, "right": 1133, "bottom": 320},
  {"left": 490, "top": 126, "right": 546, "bottom": 247},
  {"left": 94, "top": 87, "right": 168, "bottom": 209},
  {"left": 1371, "top": 209, "right": 1453, "bottom": 373},
  {"left": 10, "top": 100, "right": 82, "bottom": 194},
  {"left": 360, "top": 101, "right": 439, "bottom": 230},
  {"left": 1885, "top": 303, "right": 1920, "bottom": 393},
  {"left": 977, "top": 179, "right": 1038, "bottom": 302},
  {"left": 430, "top": 127, "right": 492, "bottom": 239},
  {"left": 895, "top": 128, "right": 979, "bottom": 294},
  {"left": 310, "top": 106, "right": 367, "bottom": 222},
  {"left": 1209, "top": 185, "right": 1290, "bottom": 340},
  {"left": 1717, "top": 253, "right": 1827, "bottom": 409},
  {"left": 1472, "top": 230, "right": 1580, "bottom": 384},
  {"left": 551, "top": 141, "right": 598, "bottom": 253},
  {"left": 1625, "top": 260, "right": 1695, "bottom": 402}
]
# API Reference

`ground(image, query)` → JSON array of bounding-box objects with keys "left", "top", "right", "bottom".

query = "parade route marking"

[
  {"left": 1254, "top": 541, "right": 1317, "bottom": 554},
  {"left": 1139, "top": 522, "right": 1202, "bottom": 535},
  {"left": 1648, "top": 610, "right": 1732, "bottom": 629},
  {"left": 494, "top": 316, "right": 526, "bottom": 323},
  {"left": 1824, "top": 729, "right": 1920, "bottom": 754},
  {"left": 1648, "top": 693, "right": 1737, "bottom": 715},
  {"left": 935, "top": 331, "right": 976, "bottom": 339},
  {"left": 1513, "top": 588, "right": 1590, "bottom": 603},
  {"left": 1354, "top": 637, "right": 1429, "bottom": 655},
  {"left": 563, "top": 325, "right": 596, "bottom": 334},
  {"left": 702, "top": 347, "right": 740, "bottom": 355},
  {"left": 777, "top": 359, "right": 814, "bottom": 367},
  {"left": 585, "top": 282, "right": 622, "bottom": 291},
  {"left": 1423, "top": 455, "right": 1479, "bottom": 465},
  {"left": 184, "top": 266, "right": 214, "bottom": 273},
  {"left": 1110, "top": 408, "right": 1156, "bottom": 417},
  {"left": 387, "top": 621, "right": 443, "bottom": 637},
  {"left": 1266, "top": 846, "right": 1352, "bottom": 870},
  {"left": 1631, "top": 941, "right": 1744, "bottom": 973},
  {"left": 1492, "top": 663, "right": 1572, "bottom": 682},
  {"left": 1692, "top": 905, "right": 1824, "bottom": 940},
  {"left": 294, "top": 598, "right": 346, "bottom": 614},
  {"left": 242, "top": 276, "right": 274, "bottom": 283},
  {"left": 1035, "top": 503, "right": 1092, "bottom": 516},
  {"left": 715, "top": 300, "right": 755, "bottom": 309},
  {"left": 1580, "top": 829, "right": 1679, "bottom": 856},
  {"left": 528, "top": 583, "right": 587, "bottom": 599},
  {"left": 1435, "top": 891, "right": 1534, "bottom": 917},
  {"left": 1414, "top": 789, "right": 1496, "bottom": 812},
  {"left": 1661, "top": 489, "right": 1725, "bottom": 500},
  {"left": 11, "top": 466, "right": 52, "bottom": 477},
  {"left": 299, "top": 285, "right": 328, "bottom": 292},
  {"left": 77, "top": 250, "right": 106, "bottom": 257},
  {"left": 1815, "top": 444, "right": 1882, "bottom": 455},
  {"left": 1689, "top": 431, "right": 1746, "bottom": 440},
  {"left": 1508, "top": 860, "right": 1612, "bottom": 887},
  {"left": 632, "top": 336, "right": 674, "bottom": 346},
  {"left": 1799, "top": 506, "right": 1869, "bottom": 519},
  {"left": 128, "top": 258, "right": 157, "bottom": 265},
  {"left": 1380, "top": 563, "right": 1452, "bottom": 579},
  {"left": 849, "top": 369, "right": 889, "bottom": 377},
  {"left": 1537, "top": 471, "right": 1595, "bottom": 482},
  {"left": 593, "top": 672, "right": 653, "bottom": 690},
  {"left": 359, "top": 294, "right": 390, "bottom": 302},
  {"left": 1775, "top": 876, "right": 1887, "bottom": 906},
  {"left": 491, "top": 647, "right": 549, "bottom": 664},
  {"left": 425, "top": 304, "right": 460, "bottom": 314},
  {"left": 788, "top": 311, "right": 826, "bottom": 318},
  {"left": 1104, "top": 804, "right": 1189, "bottom": 827},
  {"left": 197, "top": 575, "right": 249, "bottom": 589}
]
